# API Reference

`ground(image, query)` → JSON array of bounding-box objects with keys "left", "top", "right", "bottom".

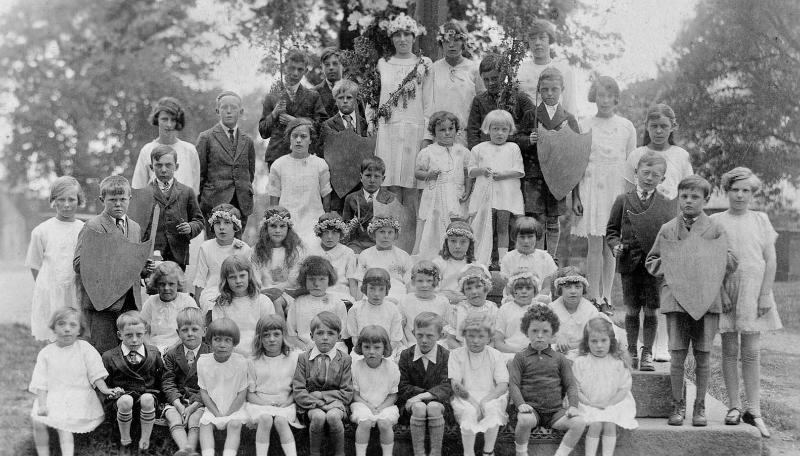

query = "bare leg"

[
  {"left": 586, "top": 235, "right": 605, "bottom": 300},
  {"left": 223, "top": 419, "right": 243, "bottom": 454},
  {"left": 32, "top": 421, "right": 50, "bottom": 456}
]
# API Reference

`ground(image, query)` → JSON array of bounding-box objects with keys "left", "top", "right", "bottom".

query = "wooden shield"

[
  {"left": 662, "top": 236, "right": 727, "bottom": 319},
  {"left": 629, "top": 197, "right": 678, "bottom": 255},
  {"left": 79, "top": 229, "right": 152, "bottom": 311},
  {"left": 374, "top": 197, "right": 414, "bottom": 253},
  {"left": 323, "top": 127, "right": 377, "bottom": 198},
  {"left": 127, "top": 186, "right": 156, "bottom": 229},
  {"left": 537, "top": 126, "right": 592, "bottom": 201}
]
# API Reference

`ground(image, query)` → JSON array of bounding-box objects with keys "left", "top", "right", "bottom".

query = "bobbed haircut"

[
  {"left": 427, "top": 110, "right": 461, "bottom": 136},
  {"left": 528, "top": 19, "right": 557, "bottom": 44},
  {"left": 49, "top": 175, "right": 85, "bottom": 207},
  {"left": 480, "top": 109, "right": 516, "bottom": 135},
  {"left": 297, "top": 256, "right": 338, "bottom": 295},
  {"left": 360, "top": 267, "right": 392, "bottom": 295},
  {"left": 176, "top": 307, "right": 205, "bottom": 330},
  {"left": 360, "top": 156, "right": 386, "bottom": 175},
  {"left": 721, "top": 166, "right": 762, "bottom": 192},
  {"left": 507, "top": 275, "right": 539, "bottom": 295},
  {"left": 99, "top": 175, "right": 131, "bottom": 198},
  {"left": 642, "top": 103, "right": 678, "bottom": 146},
  {"left": 414, "top": 311, "right": 444, "bottom": 334},
  {"left": 147, "top": 260, "right": 185, "bottom": 290},
  {"left": 150, "top": 144, "right": 178, "bottom": 164},
  {"left": 284, "top": 117, "right": 317, "bottom": 145},
  {"left": 678, "top": 175, "right": 712, "bottom": 199},
  {"left": 636, "top": 151, "right": 668, "bottom": 174},
  {"left": 512, "top": 216, "right": 544, "bottom": 240},
  {"left": 116, "top": 310, "right": 148, "bottom": 332},
  {"left": 353, "top": 325, "right": 393, "bottom": 357},
  {"left": 48, "top": 306, "right": 83, "bottom": 335},
  {"left": 207, "top": 317, "right": 241, "bottom": 346},
  {"left": 148, "top": 97, "right": 186, "bottom": 131},
  {"left": 459, "top": 314, "right": 494, "bottom": 338},
  {"left": 310, "top": 310, "right": 341, "bottom": 335},
  {"left": 588, "top": 76, "right": 620, "bottom": 105},
  {"left": 251, "top": 314, "right": 291, "bottom": 358},
  {"left": 520, "top": 303, "right": 560, "bottom": 335}
]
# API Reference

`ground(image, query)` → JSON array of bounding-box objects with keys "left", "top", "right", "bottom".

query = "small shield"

[
  {"left": 629, "top": 197, "right": 678, "bottom": 254},
  {"left": 373, "top": 197, "right": 414, "bottom": 253},
  {"left": 662, "top": 236, "right": 727, "bottom": 319},
  {"left": 323, "top": 127, "right": 377, "bottom": 198},
  {"left": 537, "top": 126, "right": 592, "bottom": 201},
  {"left": 79, "top": 229, "right": 152, "bottom": 311}
]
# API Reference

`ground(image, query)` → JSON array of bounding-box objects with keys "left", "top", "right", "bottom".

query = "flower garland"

[
  {"left": 209, "top": 210, "right": 242, "bottom": 231},
  {"left": 263, "top": 213, "right": 294, "bottom": 227},
  {"left": 553, "top": 275, "right": 589, "bottom": 290},
  {"left": 373, "top": 52, "right": 429, "bottom": 125},
  {"left": 412, "top": 266, "right": 441, "bottom": 281},
  {"left": 445, "top": 227, "right": 474, "bottom": 240},
  {"left": 313, "top": 218, "right": 350, "bottom": 237},
  {"left": 367, "top": 217, "right": 402, "bottom": 235}
]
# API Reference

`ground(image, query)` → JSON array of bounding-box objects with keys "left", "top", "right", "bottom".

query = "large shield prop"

[
  {"left": 323, "top": 127, "right": 377, "bottom": 198},
  {"left": 79, "top": 229, "right": 152, "bottom": 311},
  {"left": 629, "top": 197, "right": 678, "bottom": 255},
  {"left": 374, "top": 197, "right": 414, "bottom": 253},
  {"left": 128, "top": 186, "right": 157, "bottom": 230},
  {"left": 537, "top": 126, "right": 592, "bottom": 201},
  {"left": 662, "top": 236, "right": 727, "bottom": 320}
]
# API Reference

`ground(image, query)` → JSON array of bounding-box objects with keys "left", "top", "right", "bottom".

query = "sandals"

[{"left": 725, "top": 407, "right": 742, "bottom": 425}]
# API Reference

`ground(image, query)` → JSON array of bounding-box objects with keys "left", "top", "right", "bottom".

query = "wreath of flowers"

[
  {"left": 457, "top": 264, "right": 492, "bottom": 291},
  {"left": 412, "top": 266, "right": 441, "bottom": 281},
  {"left": 313, "top": 218, "right": 350, "bottom": 237},
  {"left": 374, "top": 53, "right": 429, "bottom": 125},
  {"left": 553, "top": 275, "right": 589, "bottom": 290},
  {"left": 506, "top": 271, "right": 539, "bottom": 290},
  {"left": 445, "top": 227, "right": 474, "bottom": 240},
  {"left": 263, "top": 213, "right": 294, "bottom": 227},
  {"left": 367, "top": 217, "right": 402, "bottom": 235},
  {"left": 209, "top": 210, "right": 242, "bottom": 231},
  {"left": 386, "top": 12, "right": 423, "bottom": 36}
]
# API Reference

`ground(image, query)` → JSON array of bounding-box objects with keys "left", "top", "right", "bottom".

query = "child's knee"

[
  {"left": 326, "top": 409, "right": 344, "bottom": 426},
  {"left": 569, "top": 415, "right": 586, "bottom": 430},
  {"left": 410, "top": 401, "right": 428, "bottom": 418},
  {"left": 164, "top": 408, "right": 182, "bottom": 426},
  {"left": 139, "top": 393, "right": 155, "bottom": 410},
  {"left": 274, "top": 416, "right": 289, "bottom": 427},
  {"left": 258, "top": 414, "right": 274, "bottom": 427},
  {"left": 377, "top": 419, "right": 394, "bottom": 433},
  {"left": 515, "top": 413, "right": 538, "bottom": 430},
  {"left": 227, "top": 420, "right": 243, "bottom": 431},
  {"left": 188, "top": 410, "right": 203, "bottom": 427},
  {"left": 116, "top": 394, "right": 134, "bottom": 411},
  {"left": 426, "top": 401, "right": 444, "bottom": 418}
]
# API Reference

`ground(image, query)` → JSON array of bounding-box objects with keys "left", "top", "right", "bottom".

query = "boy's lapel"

[
  {"left": 331, "top": 113, "right": 345, "bottom": 132},
  {"left": 626, "top": 191, "right": 643, "bottom": 213},
  {"left": 693, "top": 213, "right": 712, "bottom": 236},
  {"left": 233, "top": 132, "right": 246, "bottom": 162},
  {"left": 213, "top": 124, "right": 235, "bottom": 157},
  {"left": 289, "top": 86, "right": 309, "bottom": 114},
  {"left": 99, "top": 212, "right": 118, "bottom": 234},
  {"left": 167, "top": 181, "right": 182, "bottom": 207},
  {"left": 151, "top": 180, "right": 168, "bottom": 206},
  {"left": 550, "top": 105, "right": 569, "bottom": 130},
  {"left": 112, "top": 347, "right": 140, "bottom": 379}
]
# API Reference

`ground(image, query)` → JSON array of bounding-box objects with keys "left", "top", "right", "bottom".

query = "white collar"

[
  {"left": 636, "top": 185, "right": 653, "bottom": 198},
  {"left": 363, "top": 189, "right": 377, "bottom": 201},
  {"left": 413, "top": 343, "right": 438, "bottom": 364},
  {"left": 157, "top": 178, "right": 174, "bottom": 190},
  {"left": 309, "top": 345, "right": 334, "bottom": 360},
  {"left": 339, "top": 111, "right": 356, "bottom": 122},
  {"left": 219, "top": 123, "right": 239, "bottom": 136},
  {"left": 184, "top": 345, "right": 200, "bottom": 357},
  {"left": 121, "top": 344, "right": 146, "bottom": 358},
  {"left": 545, "top": 103, "right": 559, "bottom": 118},
  {"left": 327, "top": 79, "right": 337, "bottom": 90}
]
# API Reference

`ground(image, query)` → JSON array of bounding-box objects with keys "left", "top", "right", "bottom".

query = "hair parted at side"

[
  {"left": 678, "top": 174, "right": 712, "bottom": 198},
  {"left": 361, "top": 156, "right": 386, "bottom": 175},
  {"left": 528, "top": 18, "right": 557, "bottom": 44},
  {"left": 251, "top": 314, "right": 291, "bottom": 358},
  {"left": 588, "top": 76, "right": 620, "bottom": 105},
  {"left": 284, "top": 117, "right": 317, "bottom": 145},
  {"left": 176, "top": 307, "right": 205, "bottom": 329},
  {"left": 537, "top": 67, "right": 564, "bottom": 90},
  {"left": 150, "top": 144, "right": 178, "bottom": 164},
  {"left": 49, "top": 175, "right": 85, "bottom": 207},
  {"left": 148, "top": 96, "right": 186, "bottom": 131},
  {"left": 207, "top": 317, "right": 241, "bottom": 346},
  {"left": 99, "top": 175, "right": 131, "bottom": 198},
  {"left": 215, "top": 90, "right": 242, "bottom": 108},
  {"left": 332, "top": 79, "right": 359, "bottom": 98},
  {"left": 285, "top": 48, "right": 309, "bottom": 66},
  {"left": 459, "top": 314, "right": 493, "bottom": 338},
  {"left": 217, "top": 254, "right": 260, "bottom": 305},
  {"left": 353, "top": 325, "right": 393, "bottom": 357},
  {"left": 147, "top": 260, "right": 185, "bottom": 290},
  {"left": 479, "top": 53, "right": 501, "bottom": 75},
  {"left": 414, "top": 311, "right": 444, "bottom": 333},
  {"left": 116, "top": 310, "right": 148, "bottom": 332},
  {"left": 636, "top": 151, "right": 668, "bottom": 173},
  {"left": 642, "top": 103, "right": 678, "bottom": 146},
  {"left": 310, "top": 311, "right": 342, "bottom": 335},
  {"left": 520, "top": 303, "right": 560, "bottom": 335},
  {"left": 721, "top": 166, "right": 761, "bottom": 192}
]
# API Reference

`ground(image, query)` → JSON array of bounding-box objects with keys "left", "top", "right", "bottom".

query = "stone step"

[{"left": 631, "top": 360, "right": 676, "bottom": 418}]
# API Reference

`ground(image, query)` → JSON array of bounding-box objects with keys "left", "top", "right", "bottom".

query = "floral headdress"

[
  {"left": 553, "top": 275, "right": 589, "bottom": 290},
  {"left": 505, "top": 271, "right": 540, "bottom": 293},
  {"left": 263, "top": 212, "right": 294, "bottom": 227},
  {"left": 412, "top": 260, "right": 441, "bottom": 281},
  {"left": 209, "top": 210, "right": 242, "bottom": 231},
  {"left": 436, "top": 25, "right": 468, "bottom": 45},
  {"left": 314, "top": 218, "right": 349, "bottom": 237},
  {"left": 456, "top": 264, "right": 492, "bottom": 291},
  {"left": 367, "top": 217, "right": 401, "bottom": 235},
  {"left": 446, "top": 226, "right": 474, "bottom": 240},
  {"left": 386, "top": 13, "right": 425, "bottom": 37}
]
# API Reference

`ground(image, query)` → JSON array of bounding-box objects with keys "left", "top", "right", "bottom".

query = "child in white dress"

[
  {"left": 468, "top": 109, "right": 525, "bottom": 265},
  {"left": 194, "top": 205, "right": 251, "bottom": 312},
  {"left": 307, "top": 212, "right": 359, "bottom": 302},
  {"left": 414, "top": 111, "right": 469, "bottom": 258},
  {"left": 286, "top": 256, "right": 350, "bottom": 352},
  {"left": 446, "top": 265, "right": 498, "bottom": 349},
  {"left": 500, "top": 217, "right": 558, "bottom": 302},
  {"left": 198, "top": 318, "right": 250, "bottom": 456},
  {"left": 494, "top": 272, "right": 539, "bottom": 362},
  {"left": 348, "top": 268, "right": 405, "bottom": 358},
  {"left": 30, "top": 308, "right": 116, "bottom": 456},
  {"left": 399, "top": 261, "right": 452, "bottom": 346},
  {"left": 246, "top": 315, "right": 303, "bottom": 456},
  {"left": 572, "top": 77, "right": 637, "bottom": 310},
  {"left": 350, "top": 326, "right": 402, "bottom": 456},
  {"left": 574, "top": 317, "right": 638, "bottom": 456},
  {"left": 449, "top": 315, "right": 509, "bottom": 456},
  {"left": 432, "top": 220, "right": 476, "bottom": 304},
  {"left": 252, "top": 206, "right": 306, "bottom": 315},
  {"left": 141, "top": 261, "right": 198, "bottom": 353},
  {"left": 355, "top": 216, "right": 413, "bottom": 302},
  {"left": 25, "top": 176, "right": 85, "bottom": 341},
  {"left": 208, "top": 255, "right": 276, "bottom": 357}
]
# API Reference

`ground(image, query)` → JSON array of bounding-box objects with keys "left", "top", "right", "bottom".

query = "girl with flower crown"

[
  {"left": 194, "top": 204, "right": 252, "bottom": 312},
  {"left": 307, "top": 212, "right": 360, "bottom": 302},
  {"left": 432, "top": 220, "right": 476, "bottom": 304},
  {"left": 372, "top": 13, "right": 434, "bottom": 249},
  {"left": 355, "top": 215, "right": 414, "bottom": 302}
]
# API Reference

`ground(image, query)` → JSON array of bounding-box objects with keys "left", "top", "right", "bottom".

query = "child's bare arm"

[
  {"left": 446, "top": 333, "right": 462, "bottom": 350},
  {"left": 246, "top": 391, "right": 269, "bottom": 406},
  {"left": 224, "top": 389, "right": 247, "bottom": 416},
  {"left": 377, "top": 393, "right": 397, "bottom": 412},
  {"left": 200, "top": 389, "right": 221, "bottom": 417},
  {"left": 352, "top": 391, "right": 372, "bottom": 408},
  {"left": 36, "top": 390, "right": 48, "bottom": 415},
  {"left": 493, "top": 332, "right": 516, "bottom": 354},
  {"left": 93, "top": 378, "right": 114, "bottom": 396}
]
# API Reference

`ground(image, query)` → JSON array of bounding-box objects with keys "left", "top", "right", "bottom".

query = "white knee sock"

[
  {"left": 202, "top": 450, "right": 214, "bottom": 456},
  {"left": 355, "top": 442, "right": 368, "bottom": 456},
  {"left": 381, "top": 442, "right": 395, "bottom": 455},
  {"left": 602, "top": 435, "right": 617, "bottom": 456},
  {"left": 256, "top": 442, "right": 270, "bottom": 456},
  {"left": 515, "top": 442, "right": 529, "bottom": 455},
  {"left": 223, "top": 450, "right": 238, "bottom": 456},
  {"left": 584, "top": 435, "right": 599, "bottom": 456},
  {"left": 462, "top": 433, "right": 477, "bottom": 456},
  {"left": 281, "top": 441, "right": 298, "bottom": 456},
  {"left": 555, "top": 443, "right": 574, "bottom": 456}
]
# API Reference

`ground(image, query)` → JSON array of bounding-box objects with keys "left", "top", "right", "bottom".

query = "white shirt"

[
  {"left": 185, "top": 346, "right": 200, "bottom": 359},
  {"left": 219, "top": 122, "right": 239, "bottom": 139},
  {"left": 545, "top": 102, "right": 558, "bottom": 120},
  {"left": 121, "top": 344, "right": 146, "bottom": 360},
  {"left": 635, "top": 185, "right": 653, "bottom": 201},
  {"left": 308, "top": 346, "right": 334, "bottom": 361},
  {"left": 413, "top": 343, "right": 438, "bottom": 369},
  {"left": 339, "top": 111, "right": 357, "bottom": 131},
  {"left": 363, "top": 189, "right": 377, "bottom": 203},
  {"left": 157, "top": 178, "right": 174, "bottom": 193}
]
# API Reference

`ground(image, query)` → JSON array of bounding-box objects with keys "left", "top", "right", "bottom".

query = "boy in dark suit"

[
  {"left": 102, "top": 311, "right": 164, "bottom": 456},
  {"left": 398, "top": 312, "right": 452, "bottom": 456},
  {"left": 342, "top": 157, "right": 397, "bottom": 253},
  {"left": 606, "top": 152, "right": 670, "bottom": 371},
  {"left": 162, "top": 307, "right": 209, "bottom": 455},
  {"left": 137, "top": 144, "right": 204, "bottom": 270},
  {"left": 646, "top": 175, "right": 738, "bottom": 427},
  {"left": 519, "top": 67, "right": 580, "bottom": 257},
  {"left": 259, "top": 48, "right": 328, "bottom": 167},
  {"left": 196, "top": 90, "right": 256, "bottom": 238},
  {"left": 315, "top": 47, "right": 344, "bottom": 118},
  {"left": 74, "top": 175, "right": 154, "bottom": 354}
]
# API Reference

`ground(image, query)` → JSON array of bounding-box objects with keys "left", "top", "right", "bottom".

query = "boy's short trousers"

[
  {"left": 528, "top": 408, "right": 566, "bottom": 428},
  {"left": 621, "top": 266, "right": 660, "bottom": 310},
  {"left": 103, "top": 391, "right": 161, "bottom": 417},
  {"left": 665, "top": 312, "right": 719, "bottom": 352},
  {"left": 522, "top": 176, "right": 566, "bottom": 217}
]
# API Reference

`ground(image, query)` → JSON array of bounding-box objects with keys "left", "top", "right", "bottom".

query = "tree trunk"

[
  {"left": 338, "top": 0, "right": 359, "bottom": 49},
  {"left": 413, "top": 0, "right": 449, "bottom": 59}
]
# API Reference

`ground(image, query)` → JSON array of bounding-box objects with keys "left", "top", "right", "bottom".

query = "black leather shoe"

[
  {"left": 668, "top": 399, "right": 685, "bottom": 426},
  {"left": 599, "top": 297, "right": 614, "bottom": 316},
  {"left": 693, "top": 400, "right": 707, "bottom": 426},
  {"left": 639, "top": 352, "right": 655, "bottom": 371}
]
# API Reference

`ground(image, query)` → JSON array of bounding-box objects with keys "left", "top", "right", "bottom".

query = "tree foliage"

[
  {"left": 0, "top": 0, "right": 218, "bottom": 202},
  {"left": 619, "top": 0, "right": 800, "bottom": 205}
]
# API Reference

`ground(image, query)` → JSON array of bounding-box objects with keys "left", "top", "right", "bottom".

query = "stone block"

[{"left": 632, "top": 361, "right": 678, "bottom": 418}]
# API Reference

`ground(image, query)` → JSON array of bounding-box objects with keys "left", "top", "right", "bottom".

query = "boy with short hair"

[
  {"left": 259, "top": 48, "right": 328, "bottom": 167},
  {"left": 646, "top": 175, "right": 738, "bottom": 427},
  {"left": 342, "top": 157, "right": 398, "bottom": 253},
  {"left": 133, "top": 144, "right": 204, "bottom": 270},
  {"left": 397, "top": 312, "right": 452, "bottom": 456},
  {"left": 518, "top": 67, "right": 580, "bottom": 256},
  {"left": 509, "top": 305, "right": 586, "bottom": 456},
  {"left": 196, "top": 90, "right": 257, "bottom": 238},
  {"left": 606, "top": 151, "right": 671, "bottom": 371},
  {"left": 162, "top": 307, "right": 210, "bottom": 456},
  {"left": 74, "top": 175, "right": 153, "bottom": 354},
  {"left": 292, "top": 311, "right": 353, "bottom": 456},
  {"left": 315, "top": 47, "right": 345, "bottom": 118},
  {"left": 102, "top": 311, "right": 165, "bottom": 456}
]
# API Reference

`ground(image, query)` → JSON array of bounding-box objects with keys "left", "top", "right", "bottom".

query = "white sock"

[
  {"left": 462, "top": 432, "right": 477, "bottom": 456},
  {"left": 256, "top": 442, "right": 270, "bottom": 456},
  {"left": 555, "top": 443, "right": 574, "bottom": 456},
  {"left": 381, "top": 442, "right": 395, "bottom": 455},
  {"left": 515, "top": 442, "right": 529, "bottom": 455},
  {"left": 35, "top": 446, "right": 50, "bottom": 456},
  {"left": 356, "top": 442, "right": 368, "bottom": 456},
  {"left": 602, "top": 435, "right": 617, "bottom": 456},
  {"left": 281, "top": 441, "right": 298, "bottom": 456},
  {"left": 202, "top": 451, "right": 214, "bottom": 456},
  {"left": 59, "top": 444, "right": 74, "bottom": 456},
  {"left": 223, "top": 450, "right": 238, "bottom": 456},
  {"left": 584, "top": 435, "right": 599, "bottom": 456}
]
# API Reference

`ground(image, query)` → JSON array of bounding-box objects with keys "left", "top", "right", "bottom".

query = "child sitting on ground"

[{"left": 141, "top": 261, "right": 198, "bottom": 353}]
